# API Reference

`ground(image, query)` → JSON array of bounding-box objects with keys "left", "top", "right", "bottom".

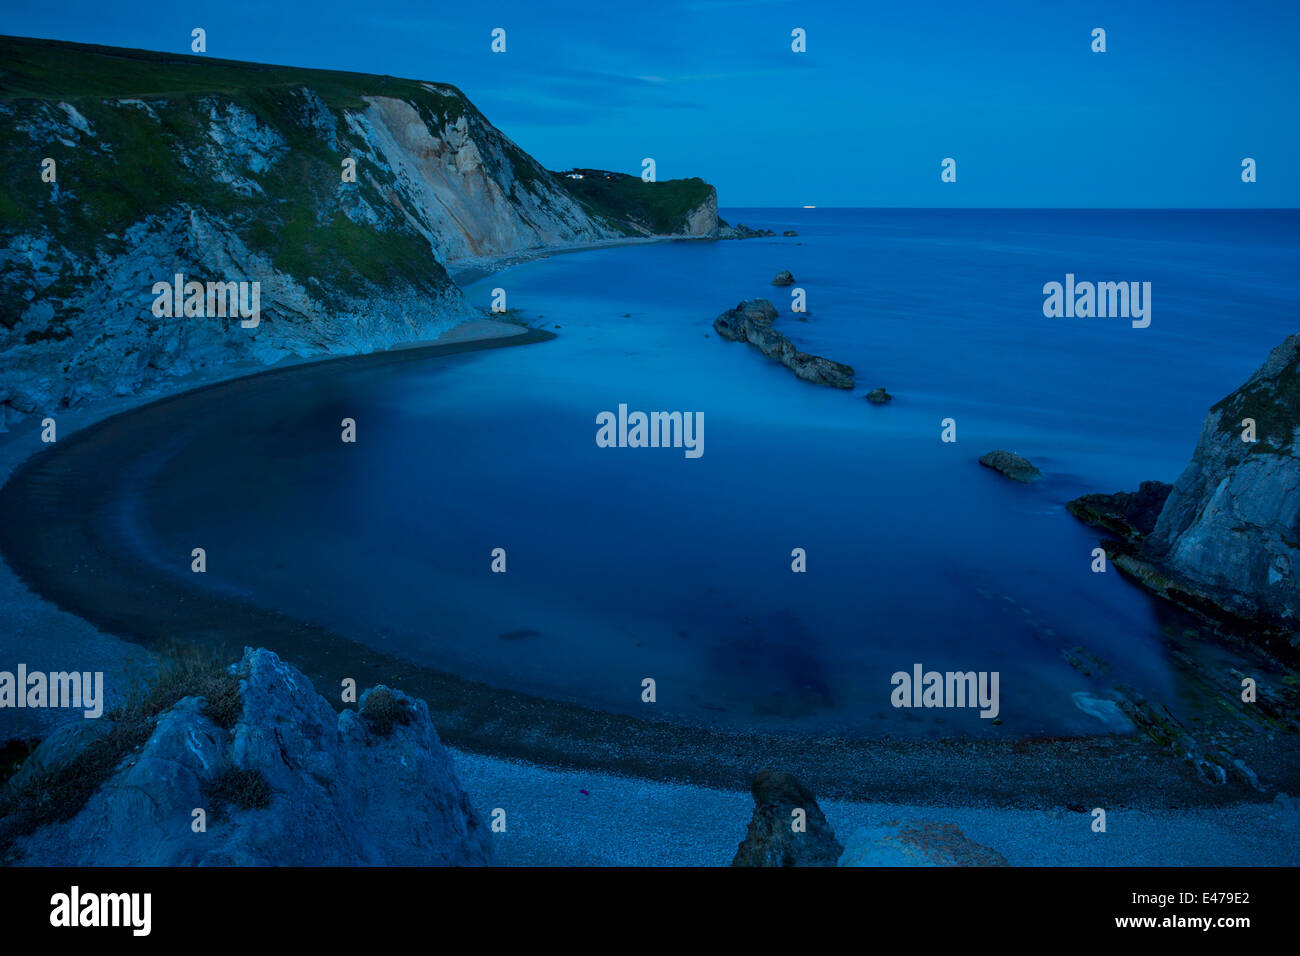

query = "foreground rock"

[
  {"left": 839, "top": 820, "right": 1008, "bottom": 866},
  {"left": 1069, "top": 333, "right": 1300, "bottom": 651},
  {"left": 771, "top": 270, "right": 795, "bottom": 286},
  {"left": 713, "top": 298, "right": 854, "bottom": 389},
  {"left": 731, "top": 770, "right": 843, "bottom": 866},
  {"left": 978, "top": 449, "right": 1042, "bottom": 483},
  {"left": 865, "top": 387, "right": 892, "bottom": 405},
  {"left": 4, "top": 648, "right": 492, "bottom": 865}
]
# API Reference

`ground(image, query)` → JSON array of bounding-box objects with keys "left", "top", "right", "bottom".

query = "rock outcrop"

[
  {"left": 1066, "top": 481, "right": 1173, "bottom": 541},
  {"left": 0, "top": 37, "right": 717, "bottom": 425},
  {"left": 979, "top": 449, "right": 1042, "bottom": 483},
  {"left": 731, "top": 769, "right": 843, "bottom": 867},
  {"left": 718, "top": 221, "right": 775, "bottom": 239},
  {"left": 771, "top": 270, "right": 795, "bottom": 287},
  {"left": 713, "top": 298, "right": 854, "bottom": 389},
  {"left": 865, "top": 387, "right": 892, "bottom": 405},
  {"left": 1070, "top": 333, "right": 1299, "bottom": 648},
  {"left": 2, "top": 648, "right": 492, "bottom": 865}
]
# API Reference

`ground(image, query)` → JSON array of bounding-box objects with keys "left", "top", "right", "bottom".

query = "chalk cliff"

[
  {"left": 0, "top": 37, "right": 718, "bottom": 424},
  {"left": 1070, "top": 333, "right": 1300, "bottom": 652}
]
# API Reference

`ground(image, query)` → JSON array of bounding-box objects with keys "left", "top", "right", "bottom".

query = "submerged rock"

[
  {"left": 771, "top": 270, "right": 795, "bottom": 286},
  {"left": 978, "top": 449, "right": 1042, "bottom": 483},
  {"left": 4, "top": 648, "right": 492, "bottom": 866},
  {"left": 865, "top": 387, "right": 892, "bottom": 405},
  {"left": 731, "top": 769, "right": 843, "bottom": 867},
  {"left": 783, "top": 230, "right": 798, "bottom": 237},
  {"left": 713, "top": 299, "right": 854, "bottom": 389}
]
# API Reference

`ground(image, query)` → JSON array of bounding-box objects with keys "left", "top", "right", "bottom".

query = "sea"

[{"left": 136, "top": 208, "right": 1300, "bottom": 739}]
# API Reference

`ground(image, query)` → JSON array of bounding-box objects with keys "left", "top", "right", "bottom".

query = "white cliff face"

[
  {"left": 1145, "top": 333, "right": 1300, "bottom": 632},
  {"left": 354, "top": 95, "right": 621, "bottom": 260},
  {"left": 684, "top": 188, "right": 720, "bottom": 238}
]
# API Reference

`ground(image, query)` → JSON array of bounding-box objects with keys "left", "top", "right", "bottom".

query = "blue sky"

[{"left": 5, "top": 0, "right": 1298, "bottom": 206}]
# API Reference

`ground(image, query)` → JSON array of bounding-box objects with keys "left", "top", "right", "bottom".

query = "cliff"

[
  {"left": 1070, "top": 333, "right": 1300, "bottom": 652},
  {"left": 0, "top": 36, "right": 719, "bottom": 424}
]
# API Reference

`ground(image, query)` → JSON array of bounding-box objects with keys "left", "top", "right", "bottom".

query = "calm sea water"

[{"left": 138, "top": 209, "right": 1300, "bottom": 738}]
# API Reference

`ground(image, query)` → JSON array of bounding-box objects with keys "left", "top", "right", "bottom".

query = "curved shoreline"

[{"left": 0, "top": 328, "right": 1290, "bottom": 810}]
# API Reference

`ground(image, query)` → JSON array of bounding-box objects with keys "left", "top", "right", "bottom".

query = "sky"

[{"left": 3, "top": 0, "right": 1298, "bottom": 207}]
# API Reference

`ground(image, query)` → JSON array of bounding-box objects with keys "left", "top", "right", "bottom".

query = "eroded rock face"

[
  {"left": 713, "top": 299, "right": 854, "bottom": 389},
  {"left": 1143, "top": 333, "right": 1300, "bottom": 631},
  {"left": 1069, "top": 333, "right": 1300, "bottom": 644},
  {"left": 978, "top": 449, "right": 1042, "bottom": 483},
  {"left": 731, "top": 770, "right": 843, "bottom": 867},
  {"left": 7, "top": 648, "right": 493, "bottom": 866}
]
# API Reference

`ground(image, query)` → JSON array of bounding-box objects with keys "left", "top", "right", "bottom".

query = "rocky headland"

[
  {"left": 1069, "top": 332, "right": 1300, "bottom": 657},
  {"left": 0, "top": 36, "right": 718, "bottom": 427}
]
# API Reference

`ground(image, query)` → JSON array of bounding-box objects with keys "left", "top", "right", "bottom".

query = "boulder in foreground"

[
  {"left": 731, "top": 769, "right": 843, "bottom": 866},
  {"left": 3, "top": 648, "right": 492, "bottom": 866}
]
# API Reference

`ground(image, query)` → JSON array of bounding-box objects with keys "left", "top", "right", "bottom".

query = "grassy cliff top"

[
  {"left": 0, "top": 34, "right": 465, "bottom": 109},
  {"left": 558, "top": 169, "right": 714, "bottom": 235}
]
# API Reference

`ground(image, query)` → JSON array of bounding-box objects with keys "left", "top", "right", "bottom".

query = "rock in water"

[
  {"left": 731, "top": 769, "right": 843, "bottom": 866},
  {"left": 771, "top": 270, "right": 795, "bottom": 286},
  {"left": 1066, "top": 481, "right": 1173, "bottom": 541},
  {"left": 6, "top": 648, "right": 493, "bottom": 866},
  {"left": 713, "top": 299, "right": 854, "bottom": 389},
  {"left": 865, "top": 387, "right": 892, "bottom": 405},
  {"left": 783, "top": 230, "right": 799, "bottom": 237},
  {"left": 978, "top": 449, "right": 1042, "bottom": 483}
]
